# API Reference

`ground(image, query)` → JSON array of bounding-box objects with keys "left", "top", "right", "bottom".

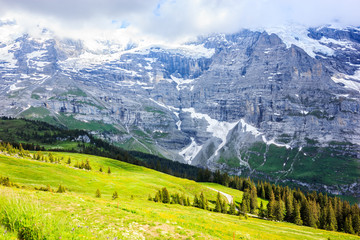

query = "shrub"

[
  {"left": 95, "top": 189, "right": 101, "bottom": 198},
  {"left": 57, "top": 184, "right": 66, "bottom": 193},
  {"left": 112, "top": 191, "right": 118, "bottom": 200}
]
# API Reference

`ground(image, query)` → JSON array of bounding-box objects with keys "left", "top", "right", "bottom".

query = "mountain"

[{"left": 0, "top": 21, "right": 359, "bottom": 199}]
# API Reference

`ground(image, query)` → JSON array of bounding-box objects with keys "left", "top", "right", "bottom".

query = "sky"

[{"left": 0, "top": 0, "right": 359, "bottom": 44}]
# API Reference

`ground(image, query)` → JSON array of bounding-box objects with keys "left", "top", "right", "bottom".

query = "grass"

[
  {"left": 0, "top": 152, "right": 359, "bottom": 239},
  {"left": 247, "top": 142, "right": 359, "bottom": 187},
  {"left": 19, "top": 107, "right": 51, "bottom": 119}
]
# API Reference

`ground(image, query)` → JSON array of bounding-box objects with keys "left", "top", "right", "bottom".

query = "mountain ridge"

[{"left": 0, "top": 21, "right": 359, "bottom": 199}]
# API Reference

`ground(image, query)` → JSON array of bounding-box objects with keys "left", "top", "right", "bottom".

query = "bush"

[
  {"left": 112, "top": 191, "right": 118, "bottom": 200},
  {"left": 17, "top": 223, "right": 43, "bottom": 240},
  {"left": 57, "top": 184, "right": 66, "bottom": 193},
  {"left": 95, "top": 189, "right": 101, "bottom": 198}
]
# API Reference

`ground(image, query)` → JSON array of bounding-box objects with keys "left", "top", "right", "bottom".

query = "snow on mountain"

[{"left": 265, "top": 24, "right": 334, "bottom": 58}]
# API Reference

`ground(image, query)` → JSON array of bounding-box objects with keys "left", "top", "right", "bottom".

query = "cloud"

[{"left": 0, "top": 0, "right": 359, "bottom": 43}]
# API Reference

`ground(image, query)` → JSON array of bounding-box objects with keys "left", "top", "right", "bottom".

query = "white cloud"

[{"left": 0, "top": 0, "right": 359, "bottom": 43}]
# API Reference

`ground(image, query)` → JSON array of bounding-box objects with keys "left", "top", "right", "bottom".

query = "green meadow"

[{"left": 0, "top": 152, "right": 359, "bottom": 239}]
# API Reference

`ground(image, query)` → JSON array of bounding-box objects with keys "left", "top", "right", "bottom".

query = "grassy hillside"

[{"left": 0, "top": 152, "right": 358, "bottom": 239}]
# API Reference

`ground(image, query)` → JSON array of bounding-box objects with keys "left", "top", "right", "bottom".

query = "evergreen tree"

[
  {"left": 267, "top": 190, "right": 275, "bottom": 219},
  {"left": 352, "top": 213, "right": 360, "bottom": 235},
  {"left": 260, "top": 184, "right": 266, "bottom": 199},
  {"left": 221, "top": 199, "right": 227, "bottom": 214},
  {"left": 154, "top": 191, "right": 161, "bottom": 202},
  {"left": 57, "top": 184, "right": 66, "bottom": 193},
  {"left": 107, "top": 167, "right": 111, "bottom": 174},
  {"left": 301, "top": 199, "right": 316, "bottom": 227},
  {"left": 250, "top": 186, "right": 258, "bottom": 214},
  {"left": 85, "top": 159, "right": 92, "bottom": 170},
  {"left": 67, "top": 157, "right": 71, "bottom": 164},
  {"left": 95, "top": 189, "right": 101, "bottom": 198},
  {"left": 274, "top": 200, "right": 285, "bottom": 221},
  {"left": 99, "top": 166, "right": 103, "bottom": 172},
  {"left": 284, "top": 191, "right": 294, "bottom": 222},
  {"left": 49, "top": 153, "right": 54, "bottom": 163},
  {"left": 293, "top": 201, "right": 303, "bottom": 225},
  {"left": 193, "top": 194, "right": 199, "bottom": 208},
  {"left": 229, "top": 202, "right": 236, "bottom": 215},
  {"left": 325, "top": 204, "right": 337, "bottom": 231},
  {"left": 186, "top": 197, "right": 191, "bottom": 207},
  {"left": 161, "top": 187, "right": 170, "bottom": 203},
  {"left": 112, "top": 191, "right": 118, "bottom": 200},
  {"left": 258, "top": 201, "right": 266, "bottom": 218},
  {"left": 215, "top": 192, "right": 222, "bottom": 212},
  {"left": 344, "top": 215, "right": 355, "bottom": 234}
]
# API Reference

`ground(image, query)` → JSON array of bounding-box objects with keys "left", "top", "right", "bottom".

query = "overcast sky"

[{"left": 1, "top": 0, "right": 359, "bottom": 43}]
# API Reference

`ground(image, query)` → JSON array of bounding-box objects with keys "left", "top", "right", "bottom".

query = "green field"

[{"left": 0, "top": 152, "right": 359, "bottom": 239}]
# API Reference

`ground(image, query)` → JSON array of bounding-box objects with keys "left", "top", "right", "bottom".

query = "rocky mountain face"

[{"left": 0, "top": 22, "right": 359, "bottom": 199}]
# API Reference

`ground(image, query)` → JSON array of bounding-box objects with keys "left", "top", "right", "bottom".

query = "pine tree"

[
  {"left": 293, "top": 201, "right": 303, "bottom": 225},
  {"left": 161, "top": 187, "right": 170, "bottom": 203},
  {"left": 57, "top": 184, "right": 66, "bottom": 193},
  {"left": 325, "top": 204, "right": 337, "bottom": 231},
  {"left": 284, "top": 191, "right": 294, "bottom": 222},
  {"left": 85, "top": 159, "right": 92, "bottom": 170},
  {"left": 229, "top": 202, "right": 236, "bottom": 215},
  {"left": 193, "top": 194, "right": 199, "bottom": 208},
  {"left": 186, "top": 197, "right": 191, "bottom": 207},
  {"left": 352, "top": 213, "right": 360, "bottom": 235},
  {"left": 49, "top": 153, "right": 54, "bottom": 163},
  {"left": 344, "top": 215, "right": 355, "bottom": 234},
  {"left": 99, "top": 166, "right": 103, "bottom": 172},
  {"left": 112, "top": 191, "right": 118, "bottom": 200},
  {"left": 267, "top": 190, "right": 275, "bottom": 219},
  {"left": 258, "top": 201, "right": 266, "bottom": 218},
  {"left": 274, "top": 200, "right": 285, "bottom": 221},
  {"left": 250, "top": 186, "right": 258, "bottom": 214},
  {"left": 95, "top": 189, "right": 101, "bottom": 198},
  {"left": 301, "top": 199, "right": 316, "bottom": 227},
  {"left": 260, "top": 184, "right": 266, "bottom": 199},
  {"left": 107, "top": 167, "right": 111, "bottom": 174},
  {"left": 67, "top": 157, "right": 71, "bottom": 164},
  {"left": 221, "top": 199, "right": 227, "bottom": 214},
  {"left": 154, "top": 191, "right": 161, "bottom": 202},
  {"left": 199, "top": 192, "right": 207, "bottom": 210},
  {"left": 215, "top": 192, "right": 221, "bottom": 212}
]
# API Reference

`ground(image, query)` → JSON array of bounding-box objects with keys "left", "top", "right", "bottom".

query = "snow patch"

[
  {"left": 265, "top": 24, "right": 334, "bottom": 58},
  {"left": 179, "top": 137, "right": 203, "bottom": 164},
  {"left": 301, "top": 110, "right": 309, "bottom": 115},
  {"left": 176, "top": 120, "right": 182, "bottom": 131},
  {"left": 182, "top": 108, "right": 239, "bottom": 157},
  {"left": 170, "top": 75, "right": 194, "bottom": 91},
  {"left": 239, "top": 119, "right": 262, "bottom": 137},
  {"left": 331, "top": 71, "right": 360, "bottom": 93},
  {"left": 9, "top": 83, "right": 24, "bottom": 91},
  {"left": 262, "top": 135, "right": 291, "bottom": 149},
  {"left": 319, "top": 37, "right": 356, "bottom": 51}
]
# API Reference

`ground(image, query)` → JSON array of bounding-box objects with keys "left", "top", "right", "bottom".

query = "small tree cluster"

[
  {"left": 151, "top": 187, "right": 192, "bottom": 206},
  {"left": 0, "top": 176, "right": 13, "bottom": 187},
  {"left": 57, "top": 184, "right": 66, "bottom": 193},
  {"left": 74, "top": 159, "right": 92, "bottom": 170},
  {"left": 193, "top": 192, "right": 209, "bottom": 210},
  {"left": 35, "top": 184, "right": 52, "bottom": 192},
  {"left": 152, "top": 187, "right": 170, "bottom": 203}
]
